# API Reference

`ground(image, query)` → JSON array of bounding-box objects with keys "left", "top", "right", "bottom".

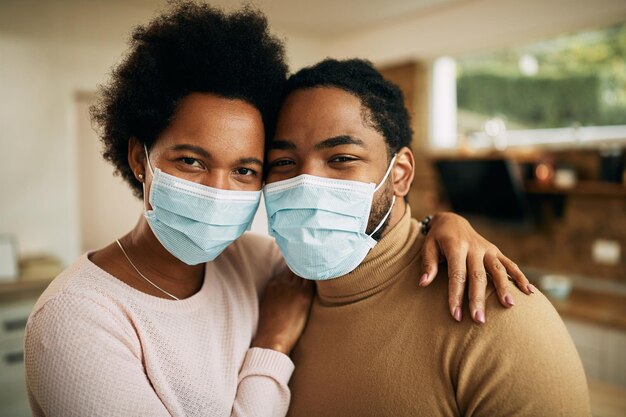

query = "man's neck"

[
  {"left": 315, "top": 204, "right": 422, "bottom": 303},
  {"left": 378, "top": 197, "right": 407, "bottom": 240}
]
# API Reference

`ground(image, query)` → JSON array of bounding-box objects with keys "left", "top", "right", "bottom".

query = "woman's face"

[{"left": 130, "top": 92, "right": 265, "bottom": 197}]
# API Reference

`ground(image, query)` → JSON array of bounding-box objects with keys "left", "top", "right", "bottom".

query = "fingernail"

[
  {"left": 505, "top": 294, "right": 515, "bottom": 306},
  {"left": 453, "top": 307, "right": 462, "bottom": 322},
  {"left": 419, "top": 273, "right": 429, "bottom": 287},
  {"left": 475, "top": 309, "right": 485, "bottom": 324},
  {"left": 527, "top": 284, "right": 536, "bottom": 294}
]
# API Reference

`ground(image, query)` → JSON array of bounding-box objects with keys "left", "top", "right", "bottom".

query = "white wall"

[
  {"left": 321, "top": 0, "right": 626, "bottom": 65},
  {"left": 75, "top": 95, "right": 144, "bottom": 253},
  {"left": 0, "top": 37, "right": 129, "bottom": 266}
]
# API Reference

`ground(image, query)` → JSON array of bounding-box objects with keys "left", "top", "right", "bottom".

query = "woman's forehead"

[{"left": 154, "top": 93, "right": 265, "bottom": 157}]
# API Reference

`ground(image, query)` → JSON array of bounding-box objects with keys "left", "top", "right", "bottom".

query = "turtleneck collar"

[{"left": 316, "top": 206, "right": 424, "bottom": 304}]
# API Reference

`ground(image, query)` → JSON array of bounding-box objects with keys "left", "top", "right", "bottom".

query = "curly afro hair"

[
  {"left": 280, "top": 58, "right": 413, "bottom": 159},
  {"left": 91, "top": 1, "right": 288, "bottom": 198}
]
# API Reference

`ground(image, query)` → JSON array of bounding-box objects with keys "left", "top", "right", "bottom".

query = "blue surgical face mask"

[
  {"left": 263, "top": 156, "right": 397, "bottom": 280},
  {"left": 142, "top": 146, "right": 261, "bottom": 265}
]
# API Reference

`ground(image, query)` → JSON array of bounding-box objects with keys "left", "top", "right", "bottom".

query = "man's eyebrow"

[
  {"left": 314, "top": 135, "right": 365, "bottom": 150},
  {"left": 169, "top": 144, "right": 211, "bottom": 158},
  {"left": 236, "top": 157, "right": 263, "bottom": 167},
  {"left": 268, "top": 140, "right": 297, "bottom": 151}
]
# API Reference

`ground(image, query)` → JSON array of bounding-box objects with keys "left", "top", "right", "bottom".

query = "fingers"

[
  {"left": 467, "top": 253, "right": 488, "bottom": 324},
  {"left": 299, "top": 277, "right": 315, "bottom": 298},
  {"left": 485, "top": 253, "right": 515, "bottom": 308},
  {"left": 445, "top": 244, "right": 469, "bottom": 322},
  {"left": 419, "top": 237, "right": 440, "bottom": 287},
  {"left": 272, "top": 271, "right": 314, "bottom": 299},
  {"left": 287, "top": 274, "right": 315, "bottom": 300},
  {"left": 275, "top": 265, "right": 296, "bottom": 282},
  {"left": 499, "top": 255, "right": 535, "bottom": 295},
  {"left": 300, "top": 276, "right": 312, "bottom": 288}
]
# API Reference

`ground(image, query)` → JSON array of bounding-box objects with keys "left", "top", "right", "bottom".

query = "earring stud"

[{"left": 137, "top": 173, "right": 144, "bottom": 180}]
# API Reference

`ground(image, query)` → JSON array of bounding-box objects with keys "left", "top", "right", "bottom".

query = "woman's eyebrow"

[
  {"left": 169, "top": 144, "right": 211, "bottom": 158},
  {"left": 236, "top": 157, "right": 263, "bottom": 167}
]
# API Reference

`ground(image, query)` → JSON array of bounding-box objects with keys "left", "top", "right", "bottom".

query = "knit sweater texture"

[
  {"left": 24, "top": 232, "right": 294, "bottom": 417},
  {"left": 287, "top": 207, "right": 591, "bottom": 417}
]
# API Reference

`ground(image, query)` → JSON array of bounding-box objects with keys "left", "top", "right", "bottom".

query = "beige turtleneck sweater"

[{"left": 287, "top": 207, "right": 590, "bottom": 417}]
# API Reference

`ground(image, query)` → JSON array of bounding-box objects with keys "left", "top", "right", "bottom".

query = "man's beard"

[{"left": 365, "top": 179, "right": 394, "bottom": 241}]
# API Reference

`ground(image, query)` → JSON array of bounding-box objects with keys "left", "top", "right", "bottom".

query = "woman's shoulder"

[{"left": 28, "top": 254, "right": 133, "bottom": 328}]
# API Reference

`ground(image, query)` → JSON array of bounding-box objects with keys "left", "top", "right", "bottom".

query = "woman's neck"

[{"left": 92, "top": 216, "right": 206, "bottom": 300}]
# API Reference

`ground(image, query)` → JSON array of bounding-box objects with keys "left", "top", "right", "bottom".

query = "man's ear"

[
  {"left": 128, "top": 137, "right": 148, "bottom": 182},
  {"left": 392, "top": 147, "right": 415, "bottom": 198}
]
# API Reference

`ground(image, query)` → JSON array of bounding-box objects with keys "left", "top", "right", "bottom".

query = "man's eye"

[
  {"left": 235, "top": 168, "right": 257, "bottom": 176},
  {"left": 329, "top": 156, "right": 357, "bottom": 163},
  {"left": 270, "top": 159, "right": 294, "bottom": 168}
]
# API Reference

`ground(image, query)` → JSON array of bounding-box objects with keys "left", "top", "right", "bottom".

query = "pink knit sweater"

[{"left": 24, "top": 233, "right": 294, "bottom": 417}]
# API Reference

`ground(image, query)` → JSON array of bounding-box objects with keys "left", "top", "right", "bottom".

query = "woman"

[{"left": 24, "top": 3, "right": 531, "bottom": 416}]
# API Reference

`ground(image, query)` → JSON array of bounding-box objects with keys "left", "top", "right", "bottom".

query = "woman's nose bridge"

[{"left": 203, "top": 169, "right": 230, "bottom": 190}]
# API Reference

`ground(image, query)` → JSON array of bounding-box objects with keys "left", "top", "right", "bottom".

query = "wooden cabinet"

[
  {"left": 564, "top": 318, "right": 626, "bottom": 387},
  {"left": 606, "top": 329, "right": 626, "bottom": 386},
  {"left": 0, "top": 297, "right": 38, "bottom": 417}
]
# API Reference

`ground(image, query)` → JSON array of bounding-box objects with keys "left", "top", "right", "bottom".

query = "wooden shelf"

[
  {"left": 588, "top": 379, "right": 626, "bottom": 417},
  {"left": 525, "top": 181, "right": 626, "bottom": 197},
  {"left": 546, "top": 287, "right": 626, "bottom": 332},
  {"left": 427, "top": 149, "right": 542, "bottom": 163},
  {"left": 0, "top": 279, "right": 53, "bottom": 303}
]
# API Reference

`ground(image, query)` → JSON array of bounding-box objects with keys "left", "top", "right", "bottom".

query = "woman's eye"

[{"left": 181, "top": 157, "right": 202, "bottom": 168}]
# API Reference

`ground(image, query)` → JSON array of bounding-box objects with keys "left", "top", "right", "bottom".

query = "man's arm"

[{"left": 455, "top": 285, "right": 591, "bottom": 417}]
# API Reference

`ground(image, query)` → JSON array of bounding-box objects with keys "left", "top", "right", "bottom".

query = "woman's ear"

[
  {"left": 128, "top": 137, "right": 147, "bottom": 182},
  {"left": 392, "top": 147, "right": 415, "bottom": 198}
]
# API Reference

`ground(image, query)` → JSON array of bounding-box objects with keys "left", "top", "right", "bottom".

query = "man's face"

[{"left": 266, "top": 86, "right": 395, "bottom": 236}]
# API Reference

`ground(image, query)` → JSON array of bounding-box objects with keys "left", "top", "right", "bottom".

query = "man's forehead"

[
  {"left": 274, "top": 87, "right": 379, "bottom": 141},
  {"left": 268, "top": 135, "right": 367, "bottom": 151},
  {"left": 266, "top": 85, "right": 394, "bottom": 179},
  {"left": 281, "top": 86, "right": 361, "bottom": 110}
]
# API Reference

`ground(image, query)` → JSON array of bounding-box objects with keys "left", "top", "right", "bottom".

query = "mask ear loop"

[
  {"left": 143, "top": 144, "right": 155, "bottom": 175},
  {"left": 369, "top": 154, "right": 398, "bottom": 237},
  {"left": 369, "top": 195, "right": 396, "bottom": 237},
  {"left": 142, "top": 144, "right": 155, "bottom": 212},
  {"left": 374, "top": 154, "right": 397, "bottom": 192}
]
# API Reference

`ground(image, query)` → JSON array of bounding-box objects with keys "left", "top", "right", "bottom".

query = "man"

[{"left": 263, "top": 59, "right": 590, "bottom": 416}]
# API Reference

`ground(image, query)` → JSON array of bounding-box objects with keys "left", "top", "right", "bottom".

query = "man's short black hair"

[
  {"left": 91, "top": 1, "right": 288, "bottom": 198},
  {"left": 280, "top": 58, "right": 413, "bottom": 157}
]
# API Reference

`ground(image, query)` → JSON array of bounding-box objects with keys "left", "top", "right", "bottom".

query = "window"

[{"left": 431, "top": 22, "right": 626, "bottom": 149}]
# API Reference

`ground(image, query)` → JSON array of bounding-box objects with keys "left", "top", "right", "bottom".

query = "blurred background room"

[{"left": 1, "top": 0, "right": 625, "bottom": 416}]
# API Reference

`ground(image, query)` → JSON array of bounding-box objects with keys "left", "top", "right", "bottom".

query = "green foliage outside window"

[{"left": 456, "top": 22, "right": 626, "bottom": 130}]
